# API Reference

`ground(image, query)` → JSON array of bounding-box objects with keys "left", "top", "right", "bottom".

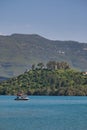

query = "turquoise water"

[{"left": 0, "top": 96, "right": 87, "bottom": 130}]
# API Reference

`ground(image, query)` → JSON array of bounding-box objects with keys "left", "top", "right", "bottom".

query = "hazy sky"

[{"left": 0, "top": 0, "right": 87, "bottom": 42}]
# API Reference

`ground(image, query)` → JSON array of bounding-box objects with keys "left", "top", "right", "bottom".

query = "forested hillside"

[
  {"left": 0, "top": 61, "right": 87, "bottom": 96},
  {"left": 0, "top": 34, "right": 87, "bottom": 77}
]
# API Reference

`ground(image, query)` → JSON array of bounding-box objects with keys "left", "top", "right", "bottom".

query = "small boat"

[{"left": 14, "top": 93, "right": 29, "bottom": 100}]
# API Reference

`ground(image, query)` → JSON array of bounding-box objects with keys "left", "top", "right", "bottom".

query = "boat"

[{"left": 14, "top": 92, "right": 29, "bottom": 100}]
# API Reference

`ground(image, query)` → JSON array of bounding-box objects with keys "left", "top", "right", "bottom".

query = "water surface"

[{"left": 0, "top": 96, "right": 87, "bottom": 130}]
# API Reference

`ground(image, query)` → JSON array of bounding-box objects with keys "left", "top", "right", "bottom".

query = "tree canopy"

[{"left": 0, "top": 61, "right": 87, "bottom": 96}]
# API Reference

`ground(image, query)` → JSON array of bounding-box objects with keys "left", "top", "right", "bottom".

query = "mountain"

[
  {"left": 0, "top": 76, "right": 9, "bottom": 82},
  {"left": 0, "top": 33, "right": 87, "bottom": 77}
]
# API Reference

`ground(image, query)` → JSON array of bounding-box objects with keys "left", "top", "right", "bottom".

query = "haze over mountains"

[{"left": 0, "top": 34, "right": 87, "bottom": 77}]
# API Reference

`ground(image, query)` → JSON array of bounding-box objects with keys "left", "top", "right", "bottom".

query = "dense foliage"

[{"left": 0, "top": 61, "right": 87, "bottom": 96}]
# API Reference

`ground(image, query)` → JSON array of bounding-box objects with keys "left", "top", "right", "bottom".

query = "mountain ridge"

[{"left": 0, "top": 33, "right": 87, "bottom": 77}]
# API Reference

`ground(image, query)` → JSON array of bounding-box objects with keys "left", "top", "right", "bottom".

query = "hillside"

[
  {"left": 0, "top": 66, "right": 87, "bottom": 96},
  {"left": 0, "top": 33, "right": 87, "bottom": 77}
]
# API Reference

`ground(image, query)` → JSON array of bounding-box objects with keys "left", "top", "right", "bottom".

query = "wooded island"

[{"left": 0, "top": 61, "right": 87, "bottom": 96}]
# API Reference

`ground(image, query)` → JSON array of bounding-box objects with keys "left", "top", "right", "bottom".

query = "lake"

[{"left": 0, "top": 96, "right": 87, "bottom": 130}]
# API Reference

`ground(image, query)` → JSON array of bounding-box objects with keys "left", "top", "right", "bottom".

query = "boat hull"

[
  {"left": 15, "top": 98, "right": 29, "bottom": 100},
  {"left": 14, "top": 96, "right": 29, "bottom": 100}
]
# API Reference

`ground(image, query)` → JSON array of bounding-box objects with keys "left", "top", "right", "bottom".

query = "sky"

[{"left": 0, "top": 0, "right": 87, "bottom": 42}]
